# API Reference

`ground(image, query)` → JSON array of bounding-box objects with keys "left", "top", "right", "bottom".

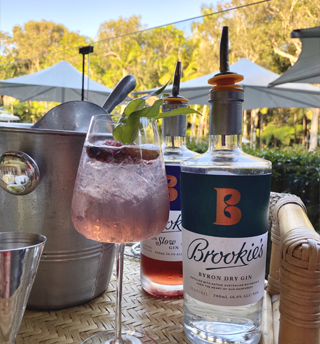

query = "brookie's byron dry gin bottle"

[
  {"left": 140, "top": 61, "right": 198, "bottom": 297},
  {"left": 181, "top": 27, "right": 272, "bottom": 343}
]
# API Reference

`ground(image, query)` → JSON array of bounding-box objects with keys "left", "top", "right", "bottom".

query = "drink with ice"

[
  {"left": 70, "top": 76, "right": 200, "bottom": 343},
  {"left": 71, "top": 114, "right": 170, "bottom": 343},
  {"left": 72, "top": 139, "right": 169, "bottom": 243}
]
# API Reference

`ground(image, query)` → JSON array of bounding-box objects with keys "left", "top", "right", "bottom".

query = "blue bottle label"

[
  {"left": 166, "top": 164, "right": 181, "bottom": 211},
  {"left": 141, "top": 165, "right": 182, "bottom": 262}
]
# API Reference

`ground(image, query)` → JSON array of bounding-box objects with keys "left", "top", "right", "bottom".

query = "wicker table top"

[{"left": 17, "top": 247, "right": 277, "bottom": 344}]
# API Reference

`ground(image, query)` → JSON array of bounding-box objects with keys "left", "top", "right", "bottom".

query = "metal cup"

[{"left": 0, "top": 232, "right": 46, "bottom": 344}]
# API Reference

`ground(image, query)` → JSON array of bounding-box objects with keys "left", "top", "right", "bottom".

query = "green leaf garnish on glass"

[{"left": 113, "top": 83, "right": 201, "bottom": 144}]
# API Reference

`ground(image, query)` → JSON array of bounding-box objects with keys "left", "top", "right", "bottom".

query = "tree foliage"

[
  {"left": 1, "top": 1, "right": 318, "bottom": 87},
  {"left": 0, "top": 20, "right": 89, "bottom": 78},
  {"left": 190, "top": 0, "right": 320, "bottom": 76},
  {"left": 0, "top": 0, "right": 318, "bottom": 136}
]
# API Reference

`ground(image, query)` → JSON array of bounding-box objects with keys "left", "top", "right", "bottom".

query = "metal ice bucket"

[{"left": 0, "top": 124, "right": 115, "bottom": 310}]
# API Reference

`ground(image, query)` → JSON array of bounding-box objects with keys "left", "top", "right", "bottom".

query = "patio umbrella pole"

[
  {"left": 79, "top": 46, "right": 94, "bottom": 101},
  {"left": 81, "top": 54, "right": 85, "bottom": 101}
]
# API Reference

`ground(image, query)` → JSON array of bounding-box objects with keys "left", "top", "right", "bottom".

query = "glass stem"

[{"left": 115, "top": 243, "right": 125, "bottom": 343}]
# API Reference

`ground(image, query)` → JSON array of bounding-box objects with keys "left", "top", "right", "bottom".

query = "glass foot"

[{"left": 82, "top": 330, "right": 157, "bottom": 344}]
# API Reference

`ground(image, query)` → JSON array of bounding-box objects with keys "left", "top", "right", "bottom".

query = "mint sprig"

[{"left": 113, "top": 83, "right": 202, "bottom": 144}]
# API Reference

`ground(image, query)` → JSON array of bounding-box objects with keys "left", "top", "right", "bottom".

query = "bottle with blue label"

[
  {"left": 181, "top": 27, "right": 272, "bottom": 343},
  {"left": 140, "top": 61, "right": 198, "bottom": 297}
]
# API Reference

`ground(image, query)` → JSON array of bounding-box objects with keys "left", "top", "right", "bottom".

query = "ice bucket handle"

[{"left": 0, "top": 151, "right": 40, "bottom": 195}]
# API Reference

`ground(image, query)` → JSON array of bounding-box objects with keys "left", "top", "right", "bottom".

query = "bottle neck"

[
  {"left": 208, "top": 89, "right": 244, "bottom": 138},
  {"left": 209, "top": 134, "right": 242, "bottom": 152},
  {"left": 162, "top": 102, "right": 188, "bottom": 138},
  {"left": 162, "top": 135, "right": 187, "bottom": 149},
  {"left": 208, "top": 88, "right": 244, "bottom": 155}
]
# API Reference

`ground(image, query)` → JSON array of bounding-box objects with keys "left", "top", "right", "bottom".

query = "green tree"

[
  {"left": 0, "top": 20, "right": 90, "bottom": 78},
  {"left": 44, "top": 29, "right": 90, "bottom": 71},
  {"left": 140, "top": 25, "right": 194, "bottom": 87},
  {"left": 260, "top": 108, "right": 310, "bottom": 148},
  {"left": 92, "top": 16, "right": 143, "bottom": 88},
  {"left": 0, "top": 31, "right": 17, "bottom": 80},
  {"left": 190, "top": 0, "right": 320, "bottom": 76},
  {"left": 93, "top": 17, "right": 194, "bottom": 90},
  {"left": 11, "top": 20, "right": 66, "bottom": 74},
  {"left": 264, "top": 0, "right": 320, "bottom": 69}
]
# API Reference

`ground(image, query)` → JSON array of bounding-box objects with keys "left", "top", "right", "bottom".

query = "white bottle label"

[
  {"left": 140, "top": 210, "right": 182, "bottom": 262},
  {"left": 182, "top": 227, "right": 268, "bottom": 306}
]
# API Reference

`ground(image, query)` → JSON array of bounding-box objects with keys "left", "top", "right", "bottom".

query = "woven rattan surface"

[
  {"left": 17, "top": 247, "right": 274, "bottom": 344},
  {"left": 17, "top": 247, "right": 187, "bottom": 344}
]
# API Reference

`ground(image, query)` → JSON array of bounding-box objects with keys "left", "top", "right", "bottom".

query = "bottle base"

[
  {"left": 141, "top": 275, "right": 183, "bottom": 298},
  {"left": 184, "top": 322, "right": 261, "bottom": 344}
]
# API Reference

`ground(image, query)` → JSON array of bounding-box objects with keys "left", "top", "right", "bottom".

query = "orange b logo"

[
  {"left": 214, "top": 188, "right": 242, "bottom": 225},
  {"left": 167, "top": 175, "right": 178, "bottom": 202}
]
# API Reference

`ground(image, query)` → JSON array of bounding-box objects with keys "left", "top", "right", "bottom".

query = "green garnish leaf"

[
  {"left": 123, "top": 99, "right": 145, "bottom": 116},
  {"left": 154, "top": 107, "right": 202, "bottom": 120},
  {"left": 113, "top": 113, "right": 140, "bottom": 144},
  {"left": 113, "top": 82, "right": 201, "bottom": 144},
  {"left": 140, "top": 81, "right": 170, "bottom": 100},
  {"left": 123, "top": 82, "right": 170, "bottom": 117},
  {"left": 129, "top": 99, "right": 163, "bottom": 118},
  {"left": 142, "top": 80, "right": 170, "bottom": 99}
]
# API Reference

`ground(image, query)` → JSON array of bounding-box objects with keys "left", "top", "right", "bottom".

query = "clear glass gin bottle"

[
  {"left": 181, "top": 27, "right": 272, "bottom": 343},
  {"left": 140, "top": 61, "right": 198, "bottom": 297}
]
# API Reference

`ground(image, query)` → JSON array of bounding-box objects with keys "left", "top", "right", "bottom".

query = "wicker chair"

[{"left": 265, "top": 192, "right": 320, "bottom": 344}]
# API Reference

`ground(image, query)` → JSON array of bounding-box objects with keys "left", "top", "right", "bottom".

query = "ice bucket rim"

[{"left": 0, "top": 124, "right": 87, "bottom": 137}]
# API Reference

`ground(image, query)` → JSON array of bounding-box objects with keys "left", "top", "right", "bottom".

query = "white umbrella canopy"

[
  {"left": 0, "top": 61, "right": 113, "bottom": 105},
  {"left": 269, "top": 26, "right": 320, "bottom": 86},
  {"left": 135, "top": 58, "right": 320, "bottom": 109},
  {"left": 0, "top": 107, "right": 19, "bottom": 121},
  {"left": 0, "top": 114, "right": 20, "bottom": 121}
]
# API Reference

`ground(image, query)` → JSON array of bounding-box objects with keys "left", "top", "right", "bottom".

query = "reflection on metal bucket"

[{"left": 0, "top": 125, "right": 115, "bottom": 310}]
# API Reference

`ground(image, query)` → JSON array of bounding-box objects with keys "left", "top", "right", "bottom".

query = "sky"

[{"left": 0, "top": 0, "right": 218, "bottom": 38}]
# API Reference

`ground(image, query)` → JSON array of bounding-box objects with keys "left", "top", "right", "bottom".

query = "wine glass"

[{"left": 71, "top": 114, "right": 170, "bottom": 344}]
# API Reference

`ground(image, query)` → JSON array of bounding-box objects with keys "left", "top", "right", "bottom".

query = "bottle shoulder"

[
  {"left": 163, "top": 146, "right": 199, "bottom": 163},
  {"left": 181, "top": 149, "right": 272, "bottom": 175}
]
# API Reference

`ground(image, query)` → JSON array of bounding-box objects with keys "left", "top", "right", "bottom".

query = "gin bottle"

[
  {"left": 140, "top": 61, "right": 198, "bottom": 297},
  {"left": 181, "top": 27, "right": 271, "bottom": 343}
]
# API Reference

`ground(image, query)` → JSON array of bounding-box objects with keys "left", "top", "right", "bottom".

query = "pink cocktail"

[
  {"left": 71, "top": 115, "right": 169, "bottom": 344},
  {"left": 72, "top": 140, "right": 169, "bottom": 243}
]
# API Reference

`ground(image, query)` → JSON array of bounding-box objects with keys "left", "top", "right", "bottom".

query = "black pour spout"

[
  {"left": 220, "top": 26, "right": 229, "bottom": 74},
  {"left": 217, "top": 26, "right": 235, "bottom": 76},
  {"left": 208, "top": 26, "right": 244, "bottom": 146},
  {"left": 172, "top": 61, "right": 181, "bottom": 97}
]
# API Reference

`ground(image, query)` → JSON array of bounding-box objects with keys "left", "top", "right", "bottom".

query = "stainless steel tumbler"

[{"left": 0, "top": 232, "right": 46, "bottom": 344}]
